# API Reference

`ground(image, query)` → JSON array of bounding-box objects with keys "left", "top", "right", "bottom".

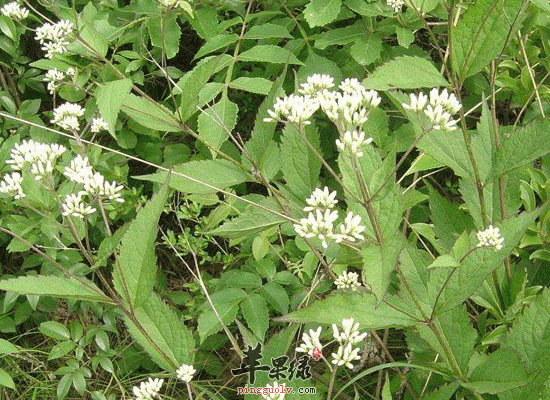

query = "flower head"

[
  {"left": 298, "top": 74, "right": 335, "bottom": 96},
  {"left": 61, "top": 192, "right": 96, "bottom": 218},
  {"left": 6, "top": 140, "right": 66, "bottom": 180},
  {"left": 176, "top": 363, "right": 196, "bottom": 383},
  {"left": 331, "top": 342, "right": 361, "bottom": 369},
  {"left": 293, "top": 209, "right": 339, "bottom": 248},
  {"left": 0, "top": 172, "right": 24, "bottom": 199},
  {"left": 44, "top": 68, "right": 66, "bottom": 94},
  {"left": 332, "top": 317, "right": 368, "bottom": 345},
  {"left": 335, "top": 211, "right": 365, "bottom": 243},
  {"left": 296, "top": 326, "right": 323, "bottom": 357},
  {"left": 90, "top": 117, "right": 109, "bottom": 133},
  {"left": 476, "top": 225, "right": 504, "bottom": 251},
  {"left": 335, "top": 130, "right": 373, "bottom": 157},
  {"left": 402, "top": 92, "right": 428, "bottom": 112},
  {"left": 1, "top": 2, "right": 29, "bottom": 20},
  {"left": 51, "top": 102, "right": 84, "bottom": 130},
  {"left": 132, "top": 377, "right": 164, "bottom": 400},
  {"left": 35, "top": 20, "right": 73, "bottom": 58},
  {"left": 260, "top": 382, "right": 286, "bottom": 400},
  {"left": 387, "top": 0, "right": 404, "bottom": 12},
  {"left": 264, "top": 94, "right": 319, "bottom": 126},
  {"left": 334, "top": 271, "right": 362, "bottom": 291},
  {"left": 303, "top": 186, "right": 338, "bottom": 212}
]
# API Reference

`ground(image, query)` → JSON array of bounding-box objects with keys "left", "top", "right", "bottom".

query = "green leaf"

[
  {"left": 39, "top": 321, "right": 70, "bottom": 341},
  {"left": 498, "top": 289, "right": 550, "bottom": 400},
  {"left": 362, "top": 56, "right": 449, "bottom": 90},
  {"left": 463, "top": 348, "right": 530, "bottom": 394},
  {"left": 280, "top": 124, "right": 321, "bottom": 199},
  {"left": 297, "top": 50, "right": 343, "bottom": 85},
  {"left": 77, "top": 4, "right": 108, "bottom": 57},
  {"left": 417, "top": 305, "right": 476, "bottom": 374},
  {"left": 362, "top": 235, "right": 405, "bottom": 303},
  {"left": 113, "top": 182, "right": 169, "bottom": 308},
  {"left": 121, "top": 93, "right": 180, "bottom": 132},
  {"left": 451, "top": 0, "right": 523, "bottom": 84},
  {"left": 197, "top": 289, "right": 247, "bottom": 343},
  {"left": 48, "top": 341, "right": 76, "bottom": 360},
  {"left": 315, "top": 20, "right": 367, "bottom": 50},
  {"left": 238, "top": 45, "right": 304, "bottom": 65},
  {"left": 491, "top": 119, "right": 550, "bottom": 179},
  {"left": 241, "top": 294, "right": 269, "bottom": 341},
  {"left": 198, "top": 96, "right": 238, "bottom": 155},
  {"left": 125, "top": 293, "right": 195, "bottom": 371},
  {"left": 0, "top": 275, "right": 108, "bottom": 303},
  {"left": 0, "top": 339, "right": 18, "bottom": 355},
  {"left": 244, "top": 24, "right": 292, "bottom": 40},
  {"left": 208, "top": 201, "right": 288, "bottom": 239},
  {"left": 422, "top": 382, "right": 460, "bottom": 400},
  {"left": 396, "top": 26, "right": 414, "bottom": 48},
  {"left": 229, "top": 77, "right": 273, "bottom": 95},
  {"left": 428, "top": 255, "right": 460, "bottom": 269},
  {"left": 95, "top": 79, "right": 133, "bottom": 138},
  {"left": 304, "top": 0, "right": 342, "bottom": 27},
  {"left": 221, "top": 271, "right": 263, "bottom": 288},
  {"left": 0, "top": 16, "right": 16, "bottom": 41},
  {"left": 277, "top": 293, "right": 418, "bottom": 329},
  {"left": 194, "top": 33, "right": 239, "bottom": 59},
  {"left": 261, "top": 281, "right": 289, "bottom": 315},
  {"left": 147, "top": 14, "right": 181, "bottom": 59},
  {"left": 0, "top": 368, "right": 14, "bottom": 390},
  {"left": 350, "top": 35, "right": 383, "bottom": 66},
  {"left": 252, "top": 236, "right": 270, "bottom": 261},
  {"left": 137, "top": 159, "right": 249, "bottom": 194}
]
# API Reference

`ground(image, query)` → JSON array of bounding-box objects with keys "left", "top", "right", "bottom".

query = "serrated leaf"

[
  {"left": 238, "top": 45, "right": 303, "bottom": 65},
  {"left": 244, "top": 23, "right": 292, "bottom": 40},
  {"left": 136, "top": 159, "right": 249, "bottom": 194},
  {"left": 95, "top": 79, "right": 132, "bottom": 138},
  {"left": 261, "top": 281, "right": 289, "bottom": 315},
  {"left": 280, "top": 124, "right": 321, "bottom": 199},
  {"left": 463, "top": 348, "right": 530, "bottom": 394},
  {"left": 304, "top": 0, "right": 342, "bottom": 27},
  {"left": 362, "top": 56, "right": 449, "bottom": 90},
  {"left": 241, "top": 294, "right": 269, "bottom": 341},
  {"left": 147, "top": 14, "right": 181, "bottom": 59},
  {"left": 209, "top": 205, "right": 288, "bottom": 239},
  {"left": 0, "top": 275, "right": 108, "bottom": 303},
  {"left": 451, "top": 0, "right": 523, "bottom": 84},
  {"left": 428, "top": 255, "right": 460, "bottom": 269},
  {"left": 277, "top": 293, "right": 418, "bottom": 329},
  {"left": 121, "top": 93, "right": 180, "bottom": 132},
  {"left": 194, "top": 33, "right": 239, "bottom": 59},
  {"left": 113, "top": 182, "right": 169, "bottom": 308},
  {"left": 229, "top": 77, "right": 273, "bottom": 95},
  {"left": 350, "top": 35, "right": 382, "bottom": 65},
  {"left": 124, "top": 293, "right": 194, "bottom": 371},
  {"left": 198, "top": 96, "right": 238, "bottom": 155},
  {"left": 315, "top": 20, "right": 367, "bottom": 50},
  {"left": 491, "top": 119, "right": 550, "bottom": 179},
  {"left": 198, "top": 289, "right": 246, "bottom": 343}
]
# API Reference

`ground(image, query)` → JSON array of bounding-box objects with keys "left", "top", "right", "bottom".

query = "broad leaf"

[
  {"left": 238, "top": 45, "right": 303, "bottom": 65},
  {"left": 194, "top": 33, "right": 238, "bottom": 59},
  {"left": 315, "top": 20, "right": 367, "bottom": 50},
  {"left": 121, "top": 94, "right": 180, "bottom": 132},
  {"left": 137, "top": 159, "right": 249, "bottom": 194},
  {"left": 362, "top": 56, "right": 449, "bottom": 90},
  {"left": 229, "top": 77, "right": 273, "bottom": 95},
  {"left": 241, "top": 294, "right": 269, "bottom": 342},
  {"left": 197, "top": 289, "right": 247, "bottom": 343},
  {"left": 0, "top": 275, "right": 108, "bottom": 303},
  {"left": 147, "top": 14, "right": 181, "bottom": 59},
  {"left": 125, "top": 293, "right": 194, "bottom": 371},
  {"left": 198, "top": 96, "right": 238, "bottom": 155},
  {"left": 95, "top": 79, "right": 132, "bottom": 139},
  {"left": 304, "top": 0, "right": 342, "bottom": 27},
  {"left": 113, "top": 182, "right": 169, "bottom": 308}
]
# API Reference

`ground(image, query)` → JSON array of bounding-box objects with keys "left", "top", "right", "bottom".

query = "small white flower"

[
  {"left": 335, "top": 130, "right": 373, "bottom": 157},
  {"left": 132, "top": 377, "right": 164, "bottom": 400},
  {"left": 298, "top": 74, "right": 335, "bottom": 96},
  {"left": 339, "top": 78, "right": 363, "bottom": 94},
  {"left": 261, "top": 381, "right": 287, "bottom": 400},
  {"left": 176, "top": 363, "right": 196, "bottom": 383},
  {"left": 61, "top": 192, "right": 96, "bottom": 218},
  {"left": 35, "top": 20, "right": 73, "bottom": 58},
  {"left": 387, "top": 0, "right": 404, "bottom": 12},
  {"left": 0, "top": 1, "right": 29, "bottom": 20},
  {"left": 424, "top": 104, "right": 458, "bottom": 131},
  {"left": 294, "top": 209, "right": 339, "bottom": 248},
  {"left": 402, "top": 92, "right": 428, "bottom": 112},
  {"left": 90, "top": 117, "right": 109, "bottom": 133},
  {"left": 296, "top": 326, "right": 323, "bottom": 357},
  {"left": 335, "top": 211, "right": 365, "bottom": 243},
  {"left": 44, "top": 68, "right": 65, "bottom": 94},
  {"left": 332, "top": 317, "right": 368, "bottom": 345},
  {"left": 476, "top": 225, "right": 504, "bottom": 251},
  {"left": 51, "top": 102, "right": 84, "bottom": 130},
  {"left": 64, "top": 154, "right": 94, "bottom": 184},
  {"left": 66, "top": 67, "right": 75, "bottom": 76},
  {"left": 331, "top": 342, "right": 361, "bottom": 369},
  {"left": 334, "top": 271, "right": 362, "bottom": 292},
  {"left": 6, "top": 140, "right": 66, "bottom": 180},
  {"left": 0, "top": 172, "right": 24, "bottom": 199},
  {"left": 319, "top": 88, "right": 380, "bottom": 129},
  {"left": 264, "top": 94, "right": 319, "bottom": 126},
  {"left": 303, "top": 186, "right": 338, "bottom": 212},
  {"left": 158, "top": 0, "right": 179, "bottom": 7}
]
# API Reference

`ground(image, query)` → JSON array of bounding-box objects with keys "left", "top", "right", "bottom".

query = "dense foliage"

[{"left": 0, "top": 0, "right": 550, "bottom": 399}]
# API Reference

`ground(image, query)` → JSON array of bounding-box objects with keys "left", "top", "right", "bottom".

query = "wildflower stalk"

[{"left": 326, "top": 364, "right": 338, "bottom": 400}]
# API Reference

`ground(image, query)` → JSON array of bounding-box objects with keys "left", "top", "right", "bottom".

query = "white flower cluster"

[
  {"left": 51, "top": 102, "right": 84, "bottom": 131},
  {"left": 35, "top": 20, "right": 73, "bottom": 59},
  {"left": 331, "top": 318, "right": 367, "bottom": 369},
  {"left": 402, "top": 88, "right": 462, "bottom": 131},
  {"left": 158, "top": 0, "right": 179, "bottom": 7},
  {"left": 476, "top": 225, "right": 504, "bottom": 251},
  {"left": 264, "top": 75, "right": 380, "bottom": 129},
  {"left": 335, "top": 130, "right": 373, "bottom": 158},
  {"left": 334, "top": 270, "right": 362, "bottom": 291},
  {"left": 132, "top": 377, "right": 163, "bottom": 400},
  {"left": 0, "top": 172, "right": 24, "bottom": 199},
  {"left": 3, "top": 139, "right": 66, "bottom": 187},
  {"left": 90, "top": 117, "right": 109, "bottom": 133},
  {"left": 387, "top": 0, "right": 404, "bottom": 12},
  {"left": 176, "top": 363, "right": 196, "bottom": 383},
  {"left": 298, "top": 74, "right": 335, "bottom": 96},
  {"left": 0, "top": 1, "right": 29, "bottom": 19},
  {"left": 294, "top": 187, "right": 365, "bottom": 248},
  {"left": 296, "top": 326, "right": 323, "bottom": 357},
  {"left": 261, "top": 382, "right": 287, "bottom": 400},
  {"left": 44, "top": 68, "right": 75, "bottom": 94}
]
